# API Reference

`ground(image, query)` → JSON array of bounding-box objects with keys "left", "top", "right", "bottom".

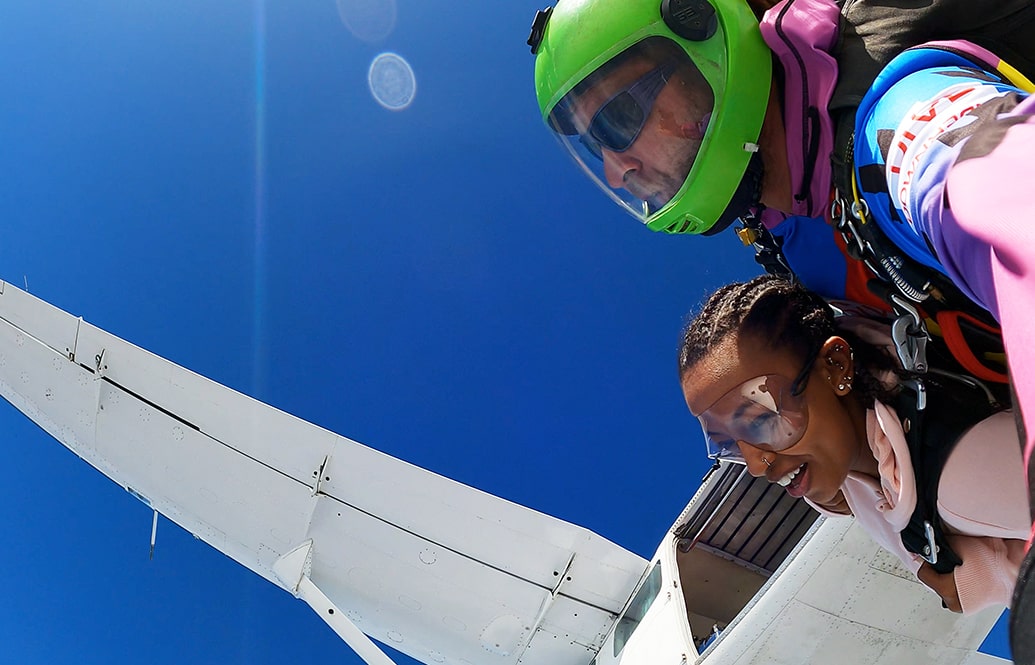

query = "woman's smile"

[{"left": 782, "top": 463, "right": 808, "bottom": 498}]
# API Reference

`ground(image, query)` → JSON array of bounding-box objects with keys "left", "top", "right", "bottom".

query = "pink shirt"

[{"left": 810, "top": 402, "right": 1028, "bottom": 613}]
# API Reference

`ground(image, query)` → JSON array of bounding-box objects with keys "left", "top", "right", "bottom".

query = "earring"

[{"left": 762, "top": 456, "right": 772, "bottom": 467}]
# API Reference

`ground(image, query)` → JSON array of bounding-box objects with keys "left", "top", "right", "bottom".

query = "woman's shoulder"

[{"left": 938, "top": 410, "right": 1029, "bottom": 538}]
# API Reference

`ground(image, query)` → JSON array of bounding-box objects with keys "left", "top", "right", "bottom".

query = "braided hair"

[{"left": 678, "top": 275, "right": 900, "bottom": 406}]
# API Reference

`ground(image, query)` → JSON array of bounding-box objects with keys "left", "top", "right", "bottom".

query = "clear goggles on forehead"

[{"left": 696, "top": 373, "right": 810, "bottom": 464}]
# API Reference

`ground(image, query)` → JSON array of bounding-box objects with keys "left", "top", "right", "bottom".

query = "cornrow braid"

[{"left": 678, "top": 274, "right": 900, "bottom": 406}]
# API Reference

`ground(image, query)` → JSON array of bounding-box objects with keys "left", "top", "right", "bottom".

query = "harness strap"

[
  {"left": 830, "top": 110, "right": 855, "bottom": 198},
  {"left": 895, "top": 371, "right": 1005, "bottom": 574},
  {"left": 735, "top": 214, "right": 794, "bottom": 278},
  {"left": 934, "top": 310, "right": 1010, "bottom": 383},
  {"left": 832, "top": 166, "right": 1009, "bottom": 384}
]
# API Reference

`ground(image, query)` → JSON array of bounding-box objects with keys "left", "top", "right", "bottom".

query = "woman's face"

[{"left": 680, "top": 332, "right": 868, "bottom": 507}]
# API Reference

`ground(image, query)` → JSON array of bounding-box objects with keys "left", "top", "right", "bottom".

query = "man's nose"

[{"left": 603, "top": 149, "right": 640, "bottom": 189}]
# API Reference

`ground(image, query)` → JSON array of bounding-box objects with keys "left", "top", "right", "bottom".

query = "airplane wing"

[{"left": 0, "top": 279, "right": 648, "bottom": 665}]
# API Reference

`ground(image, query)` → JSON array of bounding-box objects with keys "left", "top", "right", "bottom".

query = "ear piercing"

[
  {"left": 762, "top": 456, "right": 772, "bottom": 467},
  {"left": 827, "top": 344, "right": 853, "bottom": 392},
  {"left": 834, "top": 343, "right": 855, "bottom": 360}
]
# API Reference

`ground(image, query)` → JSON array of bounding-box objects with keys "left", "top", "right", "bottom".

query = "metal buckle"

[
  {"left": 900, "top": 377, "right": 927, "bottom": 411},
  {"left": 850, "top": 195, "right": 869, "bottom": 222},
  {"left": 921, "top": 520, "right": 939, "bottom": 565},
  {"left": 735, "top": 225, "right": 759, "bottom": 246},
  {"left": 831, "top": 196, "right": 867, "bottom": 260},
  {"left": 890, "top": 296, "right": 928, "bottom": 374}
]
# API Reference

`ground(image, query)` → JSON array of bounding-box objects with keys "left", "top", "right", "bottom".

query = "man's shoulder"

[{"left": 833, "top": 0, "right": 1035, "bottom": 111}]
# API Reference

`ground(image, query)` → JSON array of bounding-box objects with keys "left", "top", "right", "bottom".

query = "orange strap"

[{"left": 934, "top": 310, "right": 1009, "bottom": 383}]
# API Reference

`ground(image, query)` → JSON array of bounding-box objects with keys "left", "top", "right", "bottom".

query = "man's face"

[{"left": 565, "top": 54, "right": 715, "bottom": 212}]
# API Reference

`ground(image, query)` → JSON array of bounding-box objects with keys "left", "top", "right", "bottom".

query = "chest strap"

[{"left": 894, "top": 369, "right": 1005, "bottom": 574}]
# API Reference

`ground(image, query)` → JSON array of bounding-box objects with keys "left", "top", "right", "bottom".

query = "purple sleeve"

[
  {"left": 907, "top": 93, "right": 1035, "bottom": 318},
  {"left": 932, "top": 93, "right": 1035, "bottom": 496}
]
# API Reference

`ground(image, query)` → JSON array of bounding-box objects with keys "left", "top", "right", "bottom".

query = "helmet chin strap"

[{"left": 701, "top": 151, "right": 765, "bottom": 236}]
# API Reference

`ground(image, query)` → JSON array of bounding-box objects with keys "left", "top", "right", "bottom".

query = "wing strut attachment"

[
  {"left": 312, "top": 455, "right": 330, "bottom": 496},
  {"left": 149, "top": 509, "right": 158, "bottom": 560},
  {"left": 528, "top": 552, "right": 576, "bottom": 636},
  {"left": 273, "top": 540, "right": 399, "bottom": 665}
]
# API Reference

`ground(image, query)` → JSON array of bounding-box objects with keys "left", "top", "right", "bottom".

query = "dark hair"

[{"left": 677, "top": 275, "right": 900, "bottom": 405}]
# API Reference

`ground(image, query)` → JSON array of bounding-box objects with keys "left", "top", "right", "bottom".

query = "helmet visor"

[
  {"left": 696, "top": 374, "right": 809, "bottom": 464},
  {"left": 547, "top": 39, "right": 715, "bottom": 223}
]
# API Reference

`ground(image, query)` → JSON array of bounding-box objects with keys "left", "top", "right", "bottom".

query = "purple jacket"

[{"left": 759, "top": 0, "right": 841, "bottom": 222}]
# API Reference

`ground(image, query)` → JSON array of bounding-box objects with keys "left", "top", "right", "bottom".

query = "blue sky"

[{"left": 0, "top": 0, "right": 1010, "bottom": 662}]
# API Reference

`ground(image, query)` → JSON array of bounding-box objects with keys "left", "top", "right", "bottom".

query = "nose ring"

[{"left": 762, "top": 456, "right": 771, "bottom": 468}]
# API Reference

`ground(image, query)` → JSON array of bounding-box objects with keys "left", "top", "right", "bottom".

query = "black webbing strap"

[
  {"left": 896, "top": 375, "right": 1004, "bottom": 573},
  {"left": 735, "top": 214, "right": 793, "bottom": 279}
]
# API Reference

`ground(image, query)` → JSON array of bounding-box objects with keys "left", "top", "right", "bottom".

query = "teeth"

[{"left": 776, "top": 464, "right": 805, "bottom": 487}]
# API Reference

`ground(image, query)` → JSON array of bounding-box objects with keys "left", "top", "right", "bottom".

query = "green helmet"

[{"left": 529, "top": 0, "right": 772, "bottom": 235}]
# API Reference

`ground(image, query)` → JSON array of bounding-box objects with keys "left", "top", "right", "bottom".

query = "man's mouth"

[{"left": 622, "top": 176, "right": 652, "bottom": 201}]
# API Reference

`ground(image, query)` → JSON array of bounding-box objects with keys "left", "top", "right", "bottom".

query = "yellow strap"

[
  {"left": 997, "top": 60, "right": 1035, "bottom": 93},
  {"left": 849, "top": 169, "right": 869, "bottom": 226}
]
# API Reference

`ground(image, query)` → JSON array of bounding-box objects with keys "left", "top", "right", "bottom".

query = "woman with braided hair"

[{"left": 678, "top": 274, "right": 1028, "bottom": 614}]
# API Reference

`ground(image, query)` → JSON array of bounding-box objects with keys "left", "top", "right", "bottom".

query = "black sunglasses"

[{"left": 579, "top": 61, "right": 680, "bottom": 160}]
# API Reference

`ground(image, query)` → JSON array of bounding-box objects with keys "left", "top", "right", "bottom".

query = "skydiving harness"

[
  {"left": 738, "top": 169, "right": 1011, "bottom": 576},
  {"left": 825, "top": 63, "right": 1012, "bottom": 572},
  {"left": 734, "top": 43, "right": 1022, "bottom": 572},
  {"left": 736, "top": 172, "right": 1010, "bottom": 390},
  {"left": 875, "top": 299, "right": 1006, "bottom": 574},
  {"left": 831, "top": 41, "right": 1035, "bottom": 388},
  {"left": 828, "top": 167, "right": 1011, "bottom": 387},
  {"left": 742, "top": 200, "right": 1009, "bottom": 573}
]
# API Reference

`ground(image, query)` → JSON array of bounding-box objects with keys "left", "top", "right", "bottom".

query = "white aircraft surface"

[{"left": 0, "top": 277, "right": 1010, "bottom": 665}]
